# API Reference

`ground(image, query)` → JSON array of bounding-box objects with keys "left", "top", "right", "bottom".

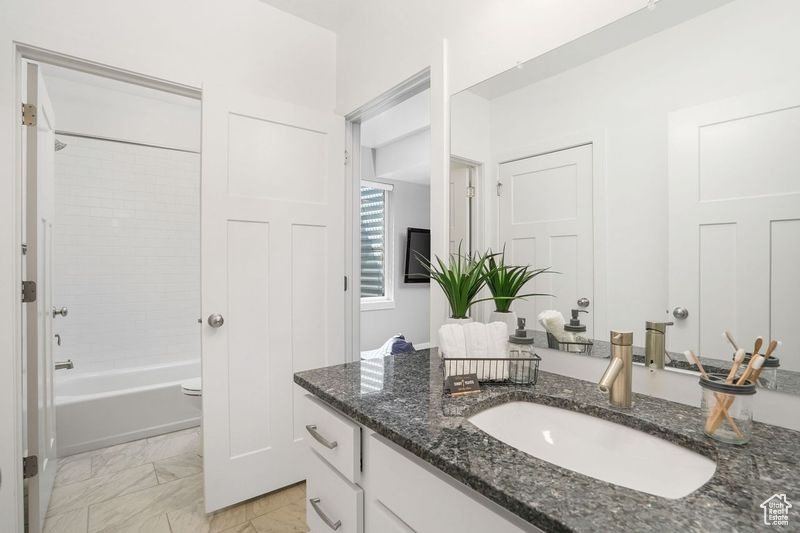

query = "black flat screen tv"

[{"left": 404, "top": 227, "right": 430, "bottom": 284}]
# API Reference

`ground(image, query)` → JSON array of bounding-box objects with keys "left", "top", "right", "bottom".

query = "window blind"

[{"left": 360, "top": 186, "right": 386, "bottom": 298}]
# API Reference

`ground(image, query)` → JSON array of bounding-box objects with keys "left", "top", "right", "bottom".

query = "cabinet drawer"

[
  {"left": 307, "top": 449, "right": 363, "bottom": 533},
  {"left": 304, "top": 394, "right": 360, "bottom": 482}
]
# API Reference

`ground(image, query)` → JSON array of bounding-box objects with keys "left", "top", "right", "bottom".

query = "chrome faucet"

[
  {"left": 598, "top": 331, "right": 633, "bottom": 408},
  {"left": 55, "top": 359, "right": 74, "bottom": 370},
  {"left": 644, "top": 321, "right": 673, "bottom": 370}
]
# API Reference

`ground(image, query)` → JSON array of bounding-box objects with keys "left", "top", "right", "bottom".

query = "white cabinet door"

[
  {"left": 23, "top": 61, "right": 59, "bottom": 533},
  {"left": 499, "top": 144, "right": 594, "bottom": 336},
  {"left": 668, "top": 87, "right": 800, "bottom": 369},
  {"left": 201, "top": 82, "right": 345, "bottom": 511}
]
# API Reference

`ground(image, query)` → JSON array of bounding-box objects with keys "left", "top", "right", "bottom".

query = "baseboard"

[{"left": 59, "top": 417, "right": 201, "bottom": 457}]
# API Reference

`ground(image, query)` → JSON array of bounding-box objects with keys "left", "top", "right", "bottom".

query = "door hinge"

[
  {"left": 344, "top": 276, "right": 348, "bottom": 291},
  {"left": 22, "top": 103, "right": 36, "bottom": 126},
  {"left": 466, "top": 186, "right": 476, "bottom": 198},
  {"left": 21, "top": 243, "right": 28, "bottom": 255},
  {"left": 344, "top": 150, "right": 350, "bottom": 166},
  {"left": 496, "top": 181, "right": 503, "bottom": 196},
  {"left": 23, "top": 455, "right": 38, "bottom": 479},
  {"left": 21, "top": 281, "right": 37, "bottom": 303}
]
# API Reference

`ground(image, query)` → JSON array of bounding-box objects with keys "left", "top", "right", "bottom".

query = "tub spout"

[{"left": 55, "top": 359, "right": 74, "bottom": 370}]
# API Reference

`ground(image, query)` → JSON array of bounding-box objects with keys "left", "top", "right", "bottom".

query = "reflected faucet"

[
  {"left": 598, "top": 331, "right": 633, "bottom": 408},
  {"left": 644, "top": 321, "right": 673, "bottom": 370}
]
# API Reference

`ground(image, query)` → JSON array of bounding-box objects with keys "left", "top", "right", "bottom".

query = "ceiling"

[{"left": 258, "top": 0, "right": 343, "bottom": 32}]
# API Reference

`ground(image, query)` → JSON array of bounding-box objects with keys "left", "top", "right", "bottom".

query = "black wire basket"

[
  {"left": 546, "top": 332, "right": 594, "bottom": 355},
  {"left": 441, "top": 354, "right": 540, "bottom": 389}
]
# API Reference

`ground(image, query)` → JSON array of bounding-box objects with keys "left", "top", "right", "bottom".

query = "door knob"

[
  {"left": 672, "top": 306, "right": 689, "bottom": 320},
  {"left": 52, "top": 306, "right": 68, "bottom": 318},
  {"left": 577, "top": 297, "right": 590, "bottom": 308},
  {"left": 207, "top": 314, "right": 224, "bottom": 328}
]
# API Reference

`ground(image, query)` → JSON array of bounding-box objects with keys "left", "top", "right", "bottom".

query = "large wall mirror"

[{"left": 450, "top": 0, "right": 800, "bottom": 395}]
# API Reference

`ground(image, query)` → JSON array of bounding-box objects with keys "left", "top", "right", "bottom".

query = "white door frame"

[
  {"left": 9, "top": 43, "right": 201, "bottom": 532},
  {"left": 492, "top": 129, "right": 609, "bottom": 337},
  {"left": 344, "top": 69, "right": 430, "bottom": 359}
]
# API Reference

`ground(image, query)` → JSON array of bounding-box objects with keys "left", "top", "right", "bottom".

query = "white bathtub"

[{"left": 56, "top": 360, "right": 201, "bottom": 456}]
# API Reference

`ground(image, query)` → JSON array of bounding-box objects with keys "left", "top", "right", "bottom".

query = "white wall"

[
  {"left": 361, "top": 177, "right": 431, "bottom": 351},
  {"left": 336, "top": 0, "right": 650, "bottom": 114},
  {"left": 0, "top": 0, "right": 336, "bottom": 527},
  {"left": 486, "top": 0, "right": 800, "bottom": 342},
  {"left": 41, "top": 69, "right": 201, "bottom": 152},
  {"left": 53, "top": 136, "right": 200, "bottom": 373}
]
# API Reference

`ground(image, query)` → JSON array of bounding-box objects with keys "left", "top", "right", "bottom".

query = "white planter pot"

[
  {"left": 446, "top": 317, "right": 474, "bottom": 325},
  {"left": 489, "top": 310, "right": 517, "bottom": 333}
]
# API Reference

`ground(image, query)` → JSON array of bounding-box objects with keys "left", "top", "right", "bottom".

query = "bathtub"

[{"left": 56, "top": 360, "right": 201, "bottom": 456}]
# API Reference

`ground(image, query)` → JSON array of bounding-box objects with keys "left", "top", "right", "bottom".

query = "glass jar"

[
  {"left": 699, "top": 373, "right": 755, "bottom": 445},
  {"left": 734, "top": 353, "right": 780, "bottom": 391}
]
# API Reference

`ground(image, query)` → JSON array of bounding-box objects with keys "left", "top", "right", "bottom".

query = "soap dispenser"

[{"left": 564, "top": 309, "right": 588, "bottom": 333}]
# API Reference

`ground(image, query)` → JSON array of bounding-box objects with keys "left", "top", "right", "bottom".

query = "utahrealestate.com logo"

[{"left": 761, "top": 494, "right": 792, "bottom": 526}]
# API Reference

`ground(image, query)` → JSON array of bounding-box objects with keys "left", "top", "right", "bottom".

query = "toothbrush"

[
  {"left": 751, "top": 339, "right": 779, "bottom": 383},
  {"left": 707, "top": 355, "right": 764, "bottom": 435},
  {"left": 725, "top": 349, "right": 745, "bottom": 384},
  {"left": 723, "top": 330, "right": 740, "bottom": 352},
  {"left": 751, "top": 336, "right": 764, "bottom": 358},
  {"left": 687, "top": 350, "right": 743, "bottom": 438}
]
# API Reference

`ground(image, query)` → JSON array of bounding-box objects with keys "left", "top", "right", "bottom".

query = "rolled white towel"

[
  {"left": 486, "top": 322, "right": 510, "bottom": 380},
  {"left": 537, "top": 309, "right": 580, "bottom": 352},
  {"left": 439, "top": 324, "right": 468, "bottom": 378}
]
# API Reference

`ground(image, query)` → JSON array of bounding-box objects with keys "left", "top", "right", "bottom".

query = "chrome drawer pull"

[
  {"left": 309, "top": 497, "right": 341, "bottom": 530},
  {"left": 305, "top": 424, "right": 338, "bottom": 449}
]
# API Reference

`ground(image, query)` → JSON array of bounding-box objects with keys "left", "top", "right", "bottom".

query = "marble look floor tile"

[
  {"left": 154, "top": 452, "right": 202, "bottom": 484},
  {"left": 55, "top": 456, "right": 93, "bottom": 487},
  {"left": 87, "top": 473, "right": 203, "bottom": 532},
  {"left": 220, "top": 523, "right": 257, "bottom": 533},
  {"left": 250, "top": 501, "right": 308, "bottom": 533},
  {"left": 167, "top": 500, "right": 248, "bottom": 533},
  {"left": 48, "top": 463, "right": 157, "bottom": 517},
  {"left": 144, "top": 430, "right": 201, "bottom": 463},
  {"left": 90, "top": 441, "right": 149, "bottom": 478},
  {"left": 246, "top": 482, "right": 306, "bottom": 519},
  {"left": 94, "top": 510, "right": 171, "bottom": 533},
  {"left": 43, "top": 507, "right": 88, "bottom": 533}
]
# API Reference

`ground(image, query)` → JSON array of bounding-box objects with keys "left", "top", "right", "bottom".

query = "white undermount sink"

[{"left": 468, "top": 402, "right": 716, "bottom": 499}]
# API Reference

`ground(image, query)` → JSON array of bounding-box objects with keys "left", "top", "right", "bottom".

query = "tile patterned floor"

[{"left": 44, "top": 427, "right": 309, "bottom": 533}]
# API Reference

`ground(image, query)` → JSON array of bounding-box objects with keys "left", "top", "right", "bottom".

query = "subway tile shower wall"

[{"left": 53, "top": 136, "right": 200, "bottom": 373}]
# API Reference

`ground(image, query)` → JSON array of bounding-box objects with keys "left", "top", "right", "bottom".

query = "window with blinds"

[{"left": 360, "top": 185, "right": 388, "bottom": 299}]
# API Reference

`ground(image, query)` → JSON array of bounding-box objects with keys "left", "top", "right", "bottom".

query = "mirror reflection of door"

[
  {"left": 23, "top": 60, "right": 59, "bottom": 533},
  {"left": 499, "top": 144, "right": 594, "bottom": 337},
  {"left": 449, "top": 160, "right": 473, "bottom": 255},
  {"left": 668, "top": 88, "right": 800, "bottom": 369}
]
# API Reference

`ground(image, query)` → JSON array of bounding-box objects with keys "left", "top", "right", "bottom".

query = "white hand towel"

[
  {"left": 537, "top": 309, "right": 580, "bottom": 352},
  {"left": 439, "top": 324, "right": 468, "bottom": 378},
  {"left": 486, "top": 322, "right": 510, "bottom": 380},
  {"left": 463, "top": 322, "right": 488, "bottom": 358}
]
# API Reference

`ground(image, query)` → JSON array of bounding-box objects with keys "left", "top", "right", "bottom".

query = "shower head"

[{"left": 55, "top": 139, "right": 67, "bottom": 152}]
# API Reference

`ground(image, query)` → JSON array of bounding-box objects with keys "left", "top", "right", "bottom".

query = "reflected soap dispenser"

[{"left": 564, "top": 309, "right": 588, "bottom": 333}]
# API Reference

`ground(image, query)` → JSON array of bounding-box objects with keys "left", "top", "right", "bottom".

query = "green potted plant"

[
  {"left": 484, "top": 248, "right": 553, "bottom": 331},
  {"left": 417, "top": 245, "right": 496, "bottom": 322}
]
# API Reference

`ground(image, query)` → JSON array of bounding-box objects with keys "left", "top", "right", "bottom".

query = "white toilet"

[{"left": 181, "top": 377, "right": 202, "bottom": 410}]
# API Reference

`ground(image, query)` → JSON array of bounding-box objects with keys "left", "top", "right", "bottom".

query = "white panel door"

[
  {"left": 668, "top": 87, "right": 800, "bottom": 369},
  {"left": 202, "top": 83, "right": 345, "bottom": 511},
  {"left": 449, "top": 161, "right": 471, "bottom": 254},
  {"left": 499, "top": 144, "right": 593, "bottom": 336},
  {"left": 24, "top": 61, "right": 58, "bottom": 533}
]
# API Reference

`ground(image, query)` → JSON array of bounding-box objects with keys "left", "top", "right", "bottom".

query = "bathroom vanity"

[{"left": 295, "top": 349, "right": 800, "bottom": 532}]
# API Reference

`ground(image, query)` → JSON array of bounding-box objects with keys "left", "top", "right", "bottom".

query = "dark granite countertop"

[{"left": 294, "top": 349, "right": 800, "bottom": 532}]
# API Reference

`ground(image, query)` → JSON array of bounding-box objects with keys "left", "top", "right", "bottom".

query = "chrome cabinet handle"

[
  {"left": 309, "top": 497, "right": 341, "bottom": 530},
  {"left": 305, "top": 424, "right": 338, "bottom": 449},
  {"left": 207, "top": 314, "right": 224, "bottom": 328},
  {"left": 672, "top": 306, "right": 689, "bottom": 320},
  {"left": 52, "top": 306, "right": 68, "bottom": 318},
  {"left": 577, "top": 297, "right": 590, "bottom": 308}
]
